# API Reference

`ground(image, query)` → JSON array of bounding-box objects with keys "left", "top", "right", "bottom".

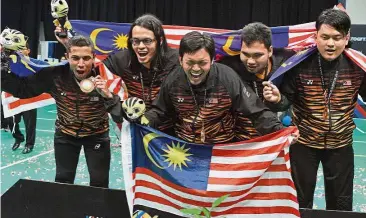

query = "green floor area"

[{"left": 1, "top": 105, "right": 365, "bottom": 212}]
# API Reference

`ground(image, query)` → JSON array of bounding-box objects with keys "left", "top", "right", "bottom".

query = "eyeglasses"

[{"left": 130, "top": 38, "right": 155, "bottom": 46}]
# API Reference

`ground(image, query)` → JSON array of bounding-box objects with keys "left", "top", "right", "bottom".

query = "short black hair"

[
  {"left": 65, "top": 35, "right": 94, "bottom": 53},
  {"left": 179, "top": 31, "right": 215, "bottom": 61},
  {"left": 241, "top": 22, "right": 272, "bottom": 50},
  {"left": 128, "top": 14, "right": 168, "bottom": 71},
  {"left": 316, "top": 9, "right": 351, "bottom": 36}
]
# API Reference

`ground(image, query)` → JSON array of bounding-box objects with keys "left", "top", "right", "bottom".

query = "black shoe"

[
  {"left": 12, "top": 141, "right": 22, "bottom": 151},
  {"left": 22, "top": 146, "right": 33, "bottom": 154}
]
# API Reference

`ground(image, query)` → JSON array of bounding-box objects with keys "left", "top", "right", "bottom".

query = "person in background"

[{"left": 4, "top": 42, "right": 38, "bottom": 154}]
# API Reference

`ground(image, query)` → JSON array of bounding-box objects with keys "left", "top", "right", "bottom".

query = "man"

[
  {"left": 114, "top": 31, "right": 285, "bottom": 144},
  {"left": 263, "top": 9, "right": 366, "bottom": 210},
  {"left": 218, "top": 22, "right": 295, "bottom": 141},
  {"left": 1, "top": 35, "right": 118, "bottom": 188},
  {"left": 7, "top": 42, "right": 38, "bottom": 154},
  {"left": 55, "top": 14, "right": 179, "bottom": 135}
]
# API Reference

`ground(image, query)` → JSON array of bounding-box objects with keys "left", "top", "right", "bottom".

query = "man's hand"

[
  {"left": 290, "top": 129, "right": 300, "bottom": 145},
  {"left": 94, "top": 75, "right": 113, "bottom": 98},
  {"left": 263, "top": 81, "right": 281, "bottom": 103},
  {"left": 54, "top": 26, "right": 69, "bottom": 46}
]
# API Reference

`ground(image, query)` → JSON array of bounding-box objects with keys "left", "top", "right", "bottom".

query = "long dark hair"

[{"left": 127, "top": 14, "right": 168, "bottom": 72}]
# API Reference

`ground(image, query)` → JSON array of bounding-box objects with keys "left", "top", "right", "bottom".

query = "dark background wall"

[{"left": 2, "top": 0, "right": 338, "bottom": 58}]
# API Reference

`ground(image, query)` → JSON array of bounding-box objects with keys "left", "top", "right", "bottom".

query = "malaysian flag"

[
  {"left": 3, "top": 4, "right": 365, "bottom": 118},
  {"left": 1, "top": 55, "right": 127, "bottom": 118},
  {"left": 2, "top": 55, "right": 54, "bottom": 118},
  {"left": 121, "top": 123, "right": 299, "bottom": 218}
]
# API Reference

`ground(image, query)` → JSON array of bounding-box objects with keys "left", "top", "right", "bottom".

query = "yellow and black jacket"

[
  {"left": 268, "top": 52, "right": 366, "bottom": 149},
  {"left": 1, "top": 63, "right": 119, "bottom": 137},
  {"left": 144, "top": 63, "right": 283, "bottom": 144},
  {"left": 102, "top": 48, "right": 179, "bottom": 134},
  {"left": 218, "top": 48, "right": 295, "bottom": 141}
]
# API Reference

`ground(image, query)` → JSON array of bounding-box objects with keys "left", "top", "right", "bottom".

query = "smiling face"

[
  {"left": 315, "top": 24, "right": 349, "bottom": 61},
  {"left": 67, "top": 46, "right": 95, "bottom": 80},
  {"left": 131, "top": 26, "right": 158, "bottom": 69},
  {"left": 180, "top": 48, "right": 211, "bottom": 86},
  {"left": 240, "top": 41, "right": 272, "bottom": 75}
]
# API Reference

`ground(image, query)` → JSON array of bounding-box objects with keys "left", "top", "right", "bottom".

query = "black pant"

[
  {"left": 9, "top": 109, "right": 37, "bottom": 147},
  {"left": 290, "top": 143, "right": 354, "bottom": 211},
  {"left": 53, "top": 130, "right": 111, "bottom": 188}
]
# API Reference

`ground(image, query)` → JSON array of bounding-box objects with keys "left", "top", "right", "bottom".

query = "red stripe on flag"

[
  {"left": 289, "top": 28, "right": 315, "bottom": 33},
  {"left": 135, "top": 179, "right": 297, "bottom": 207},
  {"left": 356, "top": 103, "right": 366, "bottom": 118},
  {"left": 134, "top": 167, "right": 243, "bottom": 197},
  {"left": 8, "top": 94, "right": 52, "bottom": 109},
  {"left": 211, "top": 161, "right": 273, "bottom": 171},
  {"left": 289, "top": 33, "right": 315, "bottom": 44},
  {"left": 212, "top": 143, "right": 286, "bottom": 157},
  {"left": 163, "top": 25, "right": 230, "bottom": 33},
  {"left": 211, "top": 206, "right": 300, "bottom": 216}
]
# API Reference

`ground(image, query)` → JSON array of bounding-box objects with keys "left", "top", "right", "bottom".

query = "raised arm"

[{"left": 1, "top": 64, "right": 59, "bottom": 98}]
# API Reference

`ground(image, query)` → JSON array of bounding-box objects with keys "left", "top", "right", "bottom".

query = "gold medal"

[{"left": 79, "top": 77, "right": 95, "bottom": 93}]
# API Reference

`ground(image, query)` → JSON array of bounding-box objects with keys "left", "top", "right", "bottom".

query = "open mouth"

[
  {"left": 75, "top": 70, "right": 86, "bottom": 77},
  {"left": 138, "top": 51, "right": 148, "bottom": 58},
  {"left": 325, "top": 49, "right": 335, "bottom": 54},
  {"left": 190, "top": 71, "right": 203, "bottom": 79}
]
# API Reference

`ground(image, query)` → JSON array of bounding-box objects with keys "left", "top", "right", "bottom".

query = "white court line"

[
  {"left": 354, "top": 141, "right": 366, "bottom": 144},
  {"left": 20, "top": 128, "right": 54, "bottom": 133},
  {"left": 353, "top": 118, "right": 366, "bottom": 121},
  {"left": 20, "top": 128, "right": 117, "bottom": 137},
  {"left": 47, "top": 110, "right": 57, "bottom": 113},
  {"left": 0, "top": 149, "right": 54, "bottom": 170},
  {"left": 355, "top": 155, "right": 366, "bottom": 158},
  {"left": 356, "top": 127, "right": 365, "bottom": 134},
  {"left": 37, "top": 118, "right": 55, "bottom": 121}
]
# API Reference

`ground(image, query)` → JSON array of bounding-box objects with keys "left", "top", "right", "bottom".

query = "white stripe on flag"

[
  {"left": 134, "top": 186, "right": 298, "bottom": 214},
  {"left": 121, "top": 121, "right": 134, "bottom": 216},
  {"left": 213, "top": 136, "right": 288, "bottom": 150},
  {"left": 134, "top": 186, "right": 298, "bottom": 210},
  {"left": 2, "top": 98, "right": 55, "bottom": 118},
  {"left": 166, "top": 39, "right": 181, "bottom": 45},
  {"left": 108, "top": 78, "right": 120, "bottom": 91},
  {"left": 207, "top": 172, "right": 294, "bottom": 191},
  {"left": 134, "top": 172, "right": 296, "bottom": 202},
  {"left": 164, "top": 29, "right": 230, "bottom": 35},
  {"left": 211, "top": 153, "right": 280, "bottom": 164}
]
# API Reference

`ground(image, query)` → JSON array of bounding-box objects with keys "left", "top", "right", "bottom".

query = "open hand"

[{"left": 54, "top": 26, "right": 69, "bottom": 46}]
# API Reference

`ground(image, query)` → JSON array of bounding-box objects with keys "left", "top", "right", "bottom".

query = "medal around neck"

[{"left": 79, "top": 76, "right": 95, "bottom": 93}]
